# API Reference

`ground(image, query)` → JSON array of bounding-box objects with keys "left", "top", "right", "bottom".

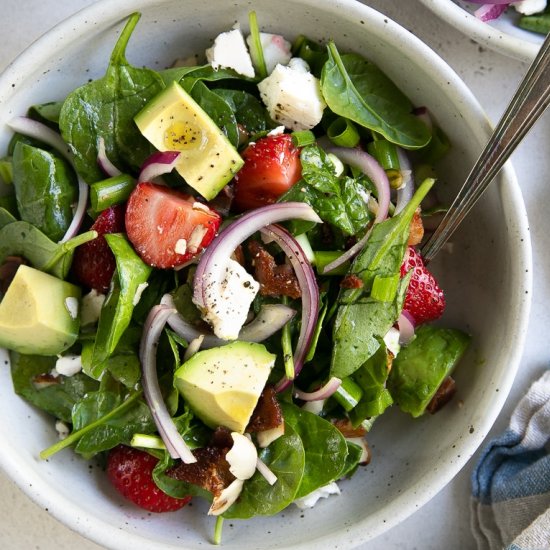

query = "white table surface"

[{"left": 0, "top": 1, "right": 548, "bottom": 549}]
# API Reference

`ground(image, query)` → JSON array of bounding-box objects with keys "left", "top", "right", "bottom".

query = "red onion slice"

[
  {"left": 395, "top": 147, "right": 414, "bottom": 215},
  {"left": 140, "top": 304, "right": 196, "bottom": 464},
  {"left": 193, "top": 202, "right": 322, "bottom": 310},
  {"left": 325, "top": 146, "right": 390, "bottom": 224},
  {"left": 8, "top": 116, "right": 88, "bottom": 243},
  {"left": 467, "top": 0, "right": 511, "bottom": 4},
  {"left": 259, "top": 224, "right": 320, "bottom": 393},
  {"left": 397, "top": 310, "right": 416, "bottom": 345},
  {"left": 97, "top": 136, "right": 122, "bottom": 177},
  {"left": 256, "top": 457, "right": 278, "bottom": 485},
  {"left": 294, "top": 377, "right": 342, "bottom": 401},
  {"left": 161, "top": 294, "right": 296, "bottom": 347},
  {"left": 138, "top": 151, "right": 181, "bottom": 183},
  {"left": 474, "top": 4, "right": 508, "bottom": 21}
]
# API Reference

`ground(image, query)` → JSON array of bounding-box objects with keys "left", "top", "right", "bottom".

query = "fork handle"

[{"left": 421, "top": 32, "right": 550, "bottom": 263}]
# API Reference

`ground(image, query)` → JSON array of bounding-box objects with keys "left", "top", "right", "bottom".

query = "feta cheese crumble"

[
  {"left": 80, "top": 289, "right": 106, "bottom": 326},
  {"left": 55, "top": 354, "right": 83, "bottom": 377},
  {"left": 246, "top": 32, "right": 292, "bottom": 74},
  {"left": 206, "top": 27, "right": 255, "bottom": 78},
  {"left": 293, "top": 482, "right": 341, "bottom": 509}
]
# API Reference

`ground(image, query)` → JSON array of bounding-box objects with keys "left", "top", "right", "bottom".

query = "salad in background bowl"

[
  {"left": 418, "top": 0, "right": 545, "bottom": 61},
  {"left": 0, "top": 0, "right": 531, "bottom": 549}
]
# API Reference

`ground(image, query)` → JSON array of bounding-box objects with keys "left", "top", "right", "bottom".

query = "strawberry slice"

[
  {"left": 107, "top": 445, "right": 191, "bottom": 513},
  {"left": 125, "top": 182, "right": 222, "bottom": 269},
  {"left": 400, "top": 246, "right": 445, "bottom": 325},
  {"left": 233, "top": 134, "right": 302, "bottom": 211},
  {"left": 72, "top": 204, "right": 126, "bottom": 293}
]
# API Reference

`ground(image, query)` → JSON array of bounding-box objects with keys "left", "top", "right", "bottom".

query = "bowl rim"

[
  {"left": 0, "top": 0, "right": 532, "bottom": 548},
  {"left": 416, "top": 0, "right": 541, "bottom": 62}
]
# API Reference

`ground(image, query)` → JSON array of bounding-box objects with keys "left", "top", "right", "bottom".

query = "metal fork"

[{"left": 421, "top": 32, "right": 550, "bottom": 263}]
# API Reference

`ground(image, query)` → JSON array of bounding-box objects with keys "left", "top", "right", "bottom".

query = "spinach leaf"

[
  {"left": 279, "top": 145, "right": 370, "bottom": 236},
  {"left": 181, "top": 80, "right": 239, "bottom": 147},
  {"left": 12, "top": 142, "right": 77, "bottom": 242},
  {"left": 215, "top": 89, "right": 275, "bottom": 135},
  {"left": 29, "top": 101, "right": 63, "bottom": 127},
  {"left": 72, "top": 390, "right": 155, "bottom": 456},
  {"left": 59, "top": 13, "right": 164, "bottom": 183},
  {"left": 340, "top": 440, "right": 364, "bottom": 478},
  {"left": 321, "top": 43, "right": 431, "bottom": 149},
  {"left": 91, "top": 233, "right": 152, "bottom": 370},
  {"left": 348, "top": 340, "right": 393, "bottom": 426},
  {"left": 331, "top": 179, "right": 434, "bottom": 378},
  {"left": 223, "top": 422, "right": 305, "bottom": 518},
  {"left": 165, "top": 64, "right": 250, "bottom": 87},
  {"left": 281, "top": 402, "right": 348, "bottom": 498},
  {"left": 0, "top": 221, "right": 73, "bottom": 279},
  {"left": 10, "top": 352, "right": 99, "bottom": 423}
]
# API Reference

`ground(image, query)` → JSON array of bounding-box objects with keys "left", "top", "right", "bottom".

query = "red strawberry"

[
  {"left": 233, "top": 134, "right": 302, "bottom": 211},
  {"left": 125, "top": 182, "right": 222, "bottom": 269},
  {"left": 400, "top": 246, "right": 445, "bottom": 325},
  {"left": 72, "top": 204, "right": 126, "bottom": 293},
  {"left": 107, "top": 445, "right": 191, "bottom": 513}
]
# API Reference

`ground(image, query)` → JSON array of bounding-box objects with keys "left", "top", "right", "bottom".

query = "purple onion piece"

[
  {"left": 258, "top": 224, "right": 320, "bottom": 393},
  {"left": 397, "top": 310, "right": 416, "bottom": 345},
  {"left": 138, "top": 151, "right": 181, "bottom": 183},
  {"left": 475, "top": 4, "right": 508, "bottom": 21},
  {"left": 294, "top": 377, "right": 342, "bottom": 401},
  {"left": 140, "top": 304, "right": 196, "bottom": 464}
]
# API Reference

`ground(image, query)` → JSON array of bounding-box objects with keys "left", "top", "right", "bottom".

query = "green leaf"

[
  {"left": 215, "top": 88, "right": 274, "bottom": 135},
  {"left": 223, "top": 422, "right": 305, "bottom": 518},
  {"left": 321, "top": 43, "right": 431, "bottom": 149},
  {"left": 59, "top": 13, "right": 164, "bottom": 183},
  {"left": 281, "top": 402, "right": 348, "bottom": 498}
]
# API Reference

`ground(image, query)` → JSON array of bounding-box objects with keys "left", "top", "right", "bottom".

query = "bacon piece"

[
  {"left": 32, "top": 373, "right": 61, "bottom": 389},
  {"left": 248, "top": 240, "right": 301, "bottom": 299},
  {"left": 246, "top": 385, "right": 283, "bottom": 433},
  {"left": 167, "top": 428, "right": 235, "bottom": 497},
  {"left": 407, "top": 207, "right": 424, "bottom": 246},
  {"left": 340, "top": 274, "right": 364, "bottom": 289},
  {"left": 426, "top": 376, "right": 457, "bottom": 414},
  {"left": 332, "top": 418, "right": 366, "bottom": 438}
]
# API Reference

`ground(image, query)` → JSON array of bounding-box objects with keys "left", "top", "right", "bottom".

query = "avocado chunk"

[
  {"left": 135, "top": 81, "right": 244, "bottom": 200},
  {"left": 0, "top": 264, "right": 80, "bottom": 355},
  {"left": 174, "top": 341, "right": 276, "bottom": 433},
  {"left": 387, "top": 325, "right": 470, "bottom": 418}
]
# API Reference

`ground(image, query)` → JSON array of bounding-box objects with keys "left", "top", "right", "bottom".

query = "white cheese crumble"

[
  {"left": 246, "top": 32, "right": 292, "bottom": 74},
  {"left": 206, "top": 27, "right": 255, "bottom": 78},
  {"left": 55, "top": 354, "right": 83, "bottom": 377},
  {"left": 187, "top": 224, "right": 208, "bottom": 254},
  {"left": 175, "top": 238, "right": 187, "bottom": 255},
  {"left": 132, "top": 282, "right": 149, "bottom": 307},
  {"left": 267, "top": 125, "right": 286, "bottom": 136},
  {"left": 257, "top": 57, "right": 326, "bottom": 131},
  {"left": 199, "top": 258, "right": 260, "bottom": 340},
  {"left": 294, "top": 482, "right": 341, "bottom": 509},
  {"left": 226, "top": 432, "right": 258, "bottom": 480},
  {"left": 512, "top": 0, "right": 547, "bottom": 15},
  {"left": 383, "top": 326, "right": 401, "bottom": 358},
  {"left": 80, "top": 289, "right": 106, "bottom": 326},
  {"left": 208, "top": 479, "right": 245, "bottom": 516},
  {"left": 64, "top": 297, "right": 79, "bottom": 320}
]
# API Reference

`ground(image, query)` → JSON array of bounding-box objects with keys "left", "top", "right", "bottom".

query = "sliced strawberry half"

[
  {"left": 233, "top": 133, "right": 302, "bottom": 212},
  {"left": 125, "top": 182, "right": 222, "bottom": 269},
  {"left": 71, "top": 204, "right": 126, "bottom": 293},
  {"left": 107, "top": 445, "right": 191, "bottom": 513},
  {"left": 400, "top": 246, "right": 445, "bottom": 325}
]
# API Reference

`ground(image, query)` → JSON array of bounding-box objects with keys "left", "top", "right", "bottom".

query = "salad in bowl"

[{"left": 0, "top": 1, "right": 531, "bottom": 549}]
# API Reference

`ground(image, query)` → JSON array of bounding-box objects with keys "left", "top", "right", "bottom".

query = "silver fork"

[{"left": 421, "top": 32, "right": 550, "bottom": 263}]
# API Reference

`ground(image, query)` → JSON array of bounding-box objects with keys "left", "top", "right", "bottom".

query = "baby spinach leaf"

[
  {"left": 321, "top": 43, "right": 431, "bottom": 149},
  {"left": 340, "top": 440, "right": 364, "bottom": 478},
  {"left": 73, "top": 390, "right": 155, "bottom": 456},
  {"left": 10, "top": 352, "right": 99, "bottom": 423},
  {"left": 331, "top": 179, "right": 434, "bottom": 378},
  {"left": 59, "top": 13, "right": 164, "bottom": 183},
  {"left": 29, "top": 101, "right": 63, "bottom": 127},
  {"left": 12, "top": 142, "right": 77, "bottom": 242},
  {"left": 91, "top": 233, "right": 152, "bottom": 370},
  {"left": 223, "top": 423, "right": 305, "bottom": 518},
  {"left": 281, "top": 402, "right": 348, "bottom": 498}
]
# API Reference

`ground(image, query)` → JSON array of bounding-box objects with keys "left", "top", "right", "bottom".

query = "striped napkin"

[{"left": 470, "top": 370, "right": 550, "bottom": 550}]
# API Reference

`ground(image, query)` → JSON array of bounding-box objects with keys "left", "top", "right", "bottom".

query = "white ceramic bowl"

[
  {"left": 417, "top": 0, "right": 544, "bottom": 62},
  {"left": 0, "top": 0, "right": 532, "bottom": 548}
]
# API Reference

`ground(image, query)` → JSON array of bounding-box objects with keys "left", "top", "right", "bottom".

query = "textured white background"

[{"left": 0, "top": 1, "right": 548, "bottom": 548}]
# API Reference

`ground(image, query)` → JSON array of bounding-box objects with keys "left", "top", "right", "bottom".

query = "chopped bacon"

[
  {"left": 32, "top": 373, "right": 61, "bottom": 389},
  {"left": 426, "top": 376, "right": 457, "bottom": 414},
  {"left": 248, "top": 240, "right": 301, "bottom": 299},
  {"left": 167, "top": 428, "right": 235, "bottom": 497},
  {"left": 246, "top": 385, "right": 283, "bottom": 433},
  {"left": 407, "top": 207, "right": 424, "bottom": 246},
  {"left": 340, "top": 274, "right": 364, "bottom": 289},
  {"left": 332, "top": 418, "right": 366, "bottom": 438}
]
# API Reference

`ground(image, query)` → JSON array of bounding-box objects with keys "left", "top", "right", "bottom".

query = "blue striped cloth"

[{"left": 471, "top": 370, "right": 550, "bottom": 550}]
